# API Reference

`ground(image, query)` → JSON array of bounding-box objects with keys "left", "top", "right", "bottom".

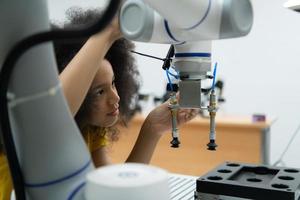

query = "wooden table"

[{"left": 108, "top": 114, "right": 273, "bottom": 176}]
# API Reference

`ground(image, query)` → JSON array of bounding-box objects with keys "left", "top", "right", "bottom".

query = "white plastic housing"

[
  {"left": 85, "top": 163, "right": 170, "bottom": 200},
  {"left": 143, "top": 0, "right": 216, "bottom": 29},
  {"left": 120, "top": 0, "right": 253, "bottom": 43}
]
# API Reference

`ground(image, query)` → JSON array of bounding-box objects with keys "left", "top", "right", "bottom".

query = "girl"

[{"left": 55, "top": 8, "right": 199, "bottom": 166}]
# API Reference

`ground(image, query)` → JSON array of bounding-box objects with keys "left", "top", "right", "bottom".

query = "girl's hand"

[
  {"left": 106, "top": 15, "right": 122, "bottom": 40},
  {"left": 143, "top": 100, "right": 199, "bottom": 137},
  {"left": 92, "top": 14, "right": 122, "bottom": 43},
  {"left": 128, "top": 96, "right": 199, "bottom": 163}
]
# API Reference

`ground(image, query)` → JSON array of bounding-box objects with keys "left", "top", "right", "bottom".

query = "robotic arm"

[
  {"left": 120, "top": 0, "right": 253, "bottom": 149},
  {"left": 120, "top": 0, "right": 253, "bottom": 107}
]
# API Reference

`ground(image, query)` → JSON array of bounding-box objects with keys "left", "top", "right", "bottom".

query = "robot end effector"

[{"left": 119, "top": 0, "right": 253, "bottom": 109}]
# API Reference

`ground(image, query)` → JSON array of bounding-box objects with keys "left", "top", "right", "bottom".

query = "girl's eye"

[{"left": 95, "top": 89, "right": 104, "bottom": 96}]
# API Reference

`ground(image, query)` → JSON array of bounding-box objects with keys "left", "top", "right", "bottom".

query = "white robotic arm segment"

[
  {"left": 120, "top": 0, "right": 253, "bottom": 43},
  {"left": 141, "top": 0, "right": 212, "bottom": 29}
]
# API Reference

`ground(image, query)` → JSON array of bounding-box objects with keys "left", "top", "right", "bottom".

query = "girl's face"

[{"left": 87, "top": 59, "right": 120, "bottom": 127}]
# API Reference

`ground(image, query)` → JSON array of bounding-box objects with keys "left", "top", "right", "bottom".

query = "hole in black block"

[
  {"left": 207, "top": 176, "right": 222, "bottom": 181},
  {"left": 218, "top": 169, "right": 232, "bottom": 173},
  {"left": 247, "top": 178, "right": 262, "bottom": 182},
  {"left": 227, "top": 163, "right": 240, "bottom": 167},
  {"left": 254, "top": 166, "right": 271, "bottom": 175},
  {"left": 284, "top": 169, "right": 299, "bottom": 173},
  {"left": 272, "top": 184, "right": 289, "bottom": 189},
  {"left": 278, "top": 176, "right": 294, "bottom": 181}
]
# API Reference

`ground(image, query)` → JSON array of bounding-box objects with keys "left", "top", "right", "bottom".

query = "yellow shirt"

[
  {"left": 82, "top": 126, "right": 108, "bottom": 152},
  {"left": 0, "top": 153, "right": 12, "bottom": 200},
  {"left": 0, "top": 127, "right": 107, "bottom": 200}
]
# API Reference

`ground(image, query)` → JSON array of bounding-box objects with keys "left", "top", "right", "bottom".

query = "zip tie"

[{"left": 8, "top": 83, "right": 61, "bottom": 108}]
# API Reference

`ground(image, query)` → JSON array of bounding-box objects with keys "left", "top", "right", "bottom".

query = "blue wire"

[
  {"left": 211, "top": 62, "right": 218, "bottom": 91},
  {"left": 168, "top": 66, "right": 179, "bottom": 79},
  {"left": 174, "top": 67, "right": 180, "bottom": 75},
  {"left": 167, "top": 70, "right": 179, "bottom": 79},
  {"left": 166, "top": 69, "right": 174, "bottom": 91}
]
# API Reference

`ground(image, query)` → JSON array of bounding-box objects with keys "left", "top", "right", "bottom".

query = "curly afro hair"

[{"left": 52, "top": 7, "right": 140, "bottom": 140}]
